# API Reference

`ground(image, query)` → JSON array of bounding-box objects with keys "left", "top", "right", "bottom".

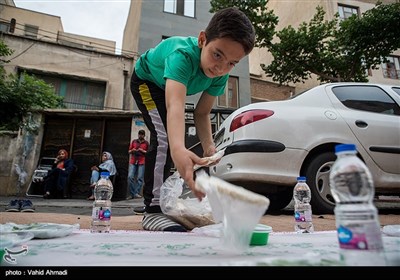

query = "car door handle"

[{"left": 355, "top": 120, "right": 368, "bottom": 128}]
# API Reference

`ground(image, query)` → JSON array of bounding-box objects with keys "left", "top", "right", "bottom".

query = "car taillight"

[{"left": 229, "top": 109, "right": 274, "bottom": 132}]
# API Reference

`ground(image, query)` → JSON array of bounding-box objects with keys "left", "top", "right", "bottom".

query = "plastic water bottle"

[
  {"left": 91, "top": 171, "right": 114, "bottom": 233},
  {"left": 293, "top": 176, "right": 314, "bottom": 233},
  {"left": 330, "top": 143, "right": 386, "bottom": 266}
]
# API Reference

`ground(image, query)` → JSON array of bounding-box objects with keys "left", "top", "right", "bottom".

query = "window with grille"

[
  {"left": 382, "top": 56, "right": 400, "bottom": 80},
  {"left": 164, "top": 0, "right": 195, "bottom": 17},
  {"left": 0, "top": 21, "right": 10, "bottom": 33},
  {"left": 30, "top": 73, "right": 107, "bottom": 110},
  {"left": 24, "top": 24, "right": 39, "bottom": 38}
]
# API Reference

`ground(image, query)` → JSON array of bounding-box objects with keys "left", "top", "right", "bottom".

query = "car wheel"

[{"left": 305, "top": 152, "right": 336, "bottom": 214}]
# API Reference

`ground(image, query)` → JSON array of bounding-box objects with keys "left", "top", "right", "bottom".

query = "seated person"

[
  {"left": 43, "top": 149, "right": 74, "bottom": 199},
  {"left": 87, "top": 151, "right": 117, "bottom": 200}
]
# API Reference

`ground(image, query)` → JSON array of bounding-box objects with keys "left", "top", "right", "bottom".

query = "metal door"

[{"left": 103, "top": 119, "right": 131, "bottom": 200}]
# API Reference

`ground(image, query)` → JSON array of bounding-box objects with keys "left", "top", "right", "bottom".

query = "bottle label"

[
  {"left": 92, "top": 206, "right": 111, "bottom": 221},
  {"left": 337, "top": 223, "right": 383, "bottom": 251},
  {"left": 99, "top": 208, "right": 111, "bottom": 221},
  {"left": 294, "top": 209, "right": 312, "bottom": 222}
]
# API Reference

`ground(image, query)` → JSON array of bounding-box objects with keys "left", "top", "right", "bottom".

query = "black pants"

[
  {"left": 130, "top": 70, "right": 172, "bottom": 213},
  {"left": 43, "top": 168, "right": 66, "bottom": 198}
]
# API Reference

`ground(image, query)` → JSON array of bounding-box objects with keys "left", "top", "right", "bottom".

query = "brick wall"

[{"left": 250, "top": 78, "right": 295, "bottom": 102}]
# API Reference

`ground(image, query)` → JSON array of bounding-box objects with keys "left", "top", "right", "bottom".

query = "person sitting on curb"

[
  {"left": 43, "top": 149, "right": 74, "bottom": 199},
  {"left": 87, "top": 151, "right": 117, "bottom": 200}
]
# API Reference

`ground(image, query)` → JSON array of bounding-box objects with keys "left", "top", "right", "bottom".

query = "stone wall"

[
  {"left": 0, "top": 131, "right": 19, "bottom": 196},
  {"left": 0, "top": 114, "right": 44, "bottom": 197}
]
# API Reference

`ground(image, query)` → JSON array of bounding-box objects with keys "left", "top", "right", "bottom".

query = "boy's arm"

[
  {"left": 166, "top": 79, "right": 207, "bottom": 199},
  {"left": 194, "top": 92, "right": 217, "bottom": 157}
]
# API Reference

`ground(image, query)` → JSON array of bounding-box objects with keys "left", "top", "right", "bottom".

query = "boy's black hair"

[
  {"left": 138, "top": 129, "right": 145, "bottom": 135},
  {"left": 205, "top": 7, "right": 255, "bottom": 55}
]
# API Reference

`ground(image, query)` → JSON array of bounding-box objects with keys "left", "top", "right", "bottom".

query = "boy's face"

[{"left": 198, "top": 31, "right": 246, "bottom": 78}]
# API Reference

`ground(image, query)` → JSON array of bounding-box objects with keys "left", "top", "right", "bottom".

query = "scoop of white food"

[
  {"left": 193, "top": 149, "right": 225, "bottom": 170},
  {"left": 195, "top": 171, "right": 270, "bottom": 252}
]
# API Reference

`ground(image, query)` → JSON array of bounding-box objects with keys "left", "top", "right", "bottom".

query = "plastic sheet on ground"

[{"left": 2, "top": 229, "right": 399, "bottom": 266}]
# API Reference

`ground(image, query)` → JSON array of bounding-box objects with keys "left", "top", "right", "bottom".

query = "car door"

[{"left": 326, "top": 84, "right": 400, "bottom": 174}]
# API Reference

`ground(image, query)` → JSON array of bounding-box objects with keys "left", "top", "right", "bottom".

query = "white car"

[{"left": 211, "top": 83, "right": 400, "bottom": 213}]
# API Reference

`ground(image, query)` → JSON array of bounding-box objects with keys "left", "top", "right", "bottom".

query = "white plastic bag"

[
  {"left": 159, "top": 150, "right": 226, "bottom": 230},
  {"left": 160, "top": 171, "right": 215, "bottom": 230},
  {"left": 159, "top": 150, "right": 227, "bottom": 230}
]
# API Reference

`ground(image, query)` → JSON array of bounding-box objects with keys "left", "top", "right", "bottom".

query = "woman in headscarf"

[
  {"left": 87, "top": 151, "right": 117, "bottom": 200},
  {"left": 43, "top": 149, "right": 75, "bottom": 199}
]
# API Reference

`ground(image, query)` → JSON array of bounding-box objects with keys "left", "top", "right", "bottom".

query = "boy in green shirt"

[{"left": 131, "top": 7, "right": 255, "bottom": 232}]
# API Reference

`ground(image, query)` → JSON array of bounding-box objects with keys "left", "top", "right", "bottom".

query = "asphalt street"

[
  {"left": 0, "top": 196, "right": 143, "bottom": 216},
  {"left": 1, "top": 195, "right": 399, "bottom": 216}
]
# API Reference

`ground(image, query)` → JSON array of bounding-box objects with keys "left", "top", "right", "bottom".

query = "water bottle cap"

[
  {"left": 100, "top": 171, "right": 110, "bottom": 177},
  {"left": 335, "top": 144, "right": 356, "bottom": 154},
  {"left": 297, "top": 176, "right": 306, "bottom": 181}
]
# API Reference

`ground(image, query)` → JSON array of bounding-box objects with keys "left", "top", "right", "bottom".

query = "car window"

[
  {"left": 392, "top": 87, "right": 400, "bottom": 97},
  {"left": 332, "top": 85, "right": 400, "bottom": 116}
]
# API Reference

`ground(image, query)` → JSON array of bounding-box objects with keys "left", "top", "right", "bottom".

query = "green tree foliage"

[
  {"left": 0, "top": 39, "right": 13, "bottom": 64},
  {"left": 264, "top": 6, "right": 342, "bottom": 84},
  {"left": 210, "top": 1, "right": 400, "bottom": 84},
  {"left": 0, "top": 40, "right": 64, "bottom": 131}
]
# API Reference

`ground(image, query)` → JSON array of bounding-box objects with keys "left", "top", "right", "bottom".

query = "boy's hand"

[
  {"left": 203, "top": 145, "right": 217, "bottom": 158},
  {"left": 172, "top": 148, "right": 208, "bottom": 201},
  {"left": 194, "top": 149, "right": 225, "bottom": 170}
]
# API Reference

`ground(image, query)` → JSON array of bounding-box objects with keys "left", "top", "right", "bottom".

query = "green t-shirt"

[{"left": 135, "top": 36, "right": 228, "bottom": 96}]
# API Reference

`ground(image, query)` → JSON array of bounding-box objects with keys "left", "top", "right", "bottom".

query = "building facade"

[
  {"left": 0, "top": 3, "right": 135, "bottom": 198},
  {"left": 122, "top": 0, "right": 253, "bottom": 109}
]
